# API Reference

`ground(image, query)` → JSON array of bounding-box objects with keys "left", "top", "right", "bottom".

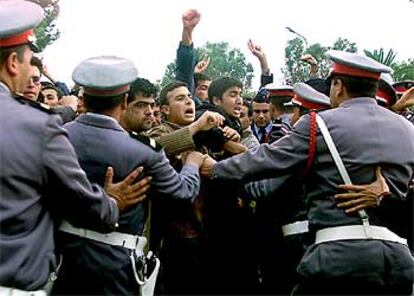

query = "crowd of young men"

[{"left": 1, "top": 1, "right": 413, "bottom": 295}]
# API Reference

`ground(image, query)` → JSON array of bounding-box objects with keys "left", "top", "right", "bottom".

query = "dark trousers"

[
  {"left": 52, "top": 253, "right": 139, "bottom": 295},
  {"left": 157, "top": 237, "right": 205, "bottom": 295},
  {"left": 294, "top": 277, "right": 413, "bottom": 295}
]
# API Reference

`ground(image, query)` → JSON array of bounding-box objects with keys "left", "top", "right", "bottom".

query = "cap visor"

[{"left": 284, "top": 101, "right": 295, "bottom": 107}]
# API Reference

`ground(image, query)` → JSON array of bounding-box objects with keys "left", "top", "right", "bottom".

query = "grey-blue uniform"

[
  {"left": 213, "top": 50, "right": 414, "bottom": 294},
  {"left": 245, "top": 82, "right": 331, "bottom": 294},
  {"left": 249, "top": 84, "right": 294, "bottom": 293},
  {"left": 0, "top": 1, "right": 119, "bottom": 293},
  {"left": 53, "top": 56, "right": 201, "bottom": 295}
]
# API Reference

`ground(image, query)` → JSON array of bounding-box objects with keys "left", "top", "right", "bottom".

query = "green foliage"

[
  {"left": 361, "top": 48, "right": 414, "bottom": 81},
  {"left": 363, "top": 48, "right": 397, "bottom": 66},
  {"left": 282, "top": 37, "right": 358, "bottom": 83},
  {"left": 393, "top": 59, "right": 414, "bottom": 81},
  {"left": 160, "top": 63, "right": 176, "bottom": 87},
  {"left": 283, "top": 34, "right": 414, "bottom": 87},
  {"left": 331, "top": 38, "right": 357, "bottom": 53},
  {"left": 28, "top": 0, "right": 60, "bottom": 52},
  {"left": 282, "top": 37, "right": 307, "bottom": 84},
  {"left": 161, "top": 42, "right": 254, "bottom": 90}
]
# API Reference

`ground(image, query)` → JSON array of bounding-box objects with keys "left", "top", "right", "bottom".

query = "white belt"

[
  {"left": 0, "top": 286, "right": 46, "bottom": 296},
  {"left": 315, "top": 225, "right": 407, "bottom": 245},
  {"left": 281, "top": 220, "right": 309, "bottom": 236},
  {"left": 59, "top": 220, "right": 146, "bottom": 255}
]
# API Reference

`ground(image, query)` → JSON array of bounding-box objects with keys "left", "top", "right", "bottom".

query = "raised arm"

[
  {"left": 175, "top": 9, "right": 201, "bottom": 94},
  {"left": 247, "top": 39, "right": 273, "bottom": 88}
]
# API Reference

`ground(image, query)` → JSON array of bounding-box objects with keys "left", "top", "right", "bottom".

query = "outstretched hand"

[
  {"left": 200, "top": 155, "right": 217, "bottom": 177},
  {"left": 220, "top": 126, "right": 241, "bottom": 142},
  {"left": 247, "top": 39, "right": 266, "bottom": 60},
  {"left": 300, "top": 54, "right": 318, "bottom": 66},
  {"left": 391, "top": 87, "right": 414, "bottom": 112},
  {"left": 104, "top": 166, "right": 151, "bottom": 212},
  {"left": 195, "top": 111, "right": 224, "bottom": 131},
  {"left": 195, "top": 55, "right": 211, "bottom": 74}
]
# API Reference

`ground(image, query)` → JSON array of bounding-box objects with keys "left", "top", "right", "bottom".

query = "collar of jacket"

[
  {"left": 76, "top": 113, "right": 125, "bottom": 132},
  {"left": 339, "top": 97, "right": 377, "bottom": 108}
]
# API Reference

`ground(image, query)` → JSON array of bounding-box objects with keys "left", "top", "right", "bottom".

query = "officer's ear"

[
  {"left": 5, "top": 51, "right": 22, "bottom": 77},
  {"left": 331, "top": 78, "right": 344, "bottom": 98},
  {"left": 121, "top": 93, "right": 128, "bottom": 110}
]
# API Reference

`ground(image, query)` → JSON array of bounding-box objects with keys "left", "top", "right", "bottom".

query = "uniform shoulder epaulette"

[
  {"left": 129, "top": 131, "right": 163, "bottom": 151},
  {"left": 14, "top": 95, "right": 55, "bottom": 114}
]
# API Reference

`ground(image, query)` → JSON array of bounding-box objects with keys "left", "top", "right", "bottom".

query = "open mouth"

[
  {"left": 233, "top": 106, "right": 242, "bottom": 116},
  {"left": 184, "top": 108, "right": 195, "bottom": 116}
]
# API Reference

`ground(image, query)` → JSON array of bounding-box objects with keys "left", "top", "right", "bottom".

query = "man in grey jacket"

[
  {"left": 202, "top": 50, "right": 414, "bottom": 295},
  {"left": 0, "top": 1, "right": 147, "bottom": 294},
  {"left": 53, "top": 56, "right": 205, "bottom": 295}
]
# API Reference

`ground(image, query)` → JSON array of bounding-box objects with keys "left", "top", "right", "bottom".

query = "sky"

[{"left": 41, "top": 0, "right": 414, "bottom": 90}]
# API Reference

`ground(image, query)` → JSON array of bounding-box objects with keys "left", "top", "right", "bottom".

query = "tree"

[
  {"left": 363, "top": 48, "right": 397, "bottom": 67},
  {"left": 282, "top": 37, "right": 308, "bottom": 84},
  {"left": 393, "top": 59, "right": 414, "bottom": 81},
  {"left": 161, "top": 42, "right": 254, "bottom": 90},
  {"left": 362, "top": 48, "right": 414, "bottom": 81},
  {"left": 28, "top": 0, "right": 61, "bottom": 52},
  {"left": 282, "top": 37, "right": 358, "bottom": 83}
]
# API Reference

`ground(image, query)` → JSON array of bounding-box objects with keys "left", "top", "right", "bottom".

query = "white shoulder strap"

[
  {"left": 315, "top": 114, "right": 371, "bottom": 233},
  {"left": 315, "top": 114, "right": 352, "bottom": 185}
]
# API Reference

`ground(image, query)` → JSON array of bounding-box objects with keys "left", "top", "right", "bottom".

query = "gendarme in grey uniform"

[
  {"left": 0, "top": 2, "right": 119, "bottom": 292},
  {"left": 211, "top": 51, "right": 414, "bottom": 294},
  {"left": 53, "top": 56, "right": 201, "bottom": 295}
]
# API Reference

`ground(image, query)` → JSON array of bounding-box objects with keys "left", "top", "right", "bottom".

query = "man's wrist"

[
  {"left": 188, "top": 121, "right": 200, "bottom": 135},
  {"left": 391, "top": 103, "right": 403, "bottom": 113},
  {"left": 181, "top": 29, "right": 194, "bottom": 45}
]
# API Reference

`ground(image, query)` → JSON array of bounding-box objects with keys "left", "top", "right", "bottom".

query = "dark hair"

[
  {"left": 159, "top": 81, "right": 188, "bottom": 106},
  {"left": 70, "top": 84, "right": 83, "bottom": 96},
  {"left": 83, "top": 93, "right": 125, "bottom": 113},
  {"left": 329, "top": 74, "right": 378, "bottom": 98},
  {"left": 127, "top": 78, "right": 157, "bottom": 104},
  {"left": 30, "top": 56, "right": 43, "bottom": 74},
  {"left": 305, "top": 78, "right": 330, "bottom": 96},
  {"left": 269, "top": 97, "right": 293, "bottom": 113},
  {"left": 40, "top": 81, "right": 54, "bottom": 88},
  {"left": 208, "top": 77, "right": 243, "bottom": 103},
  {"left": 41, "top": 83, "right": 63, "bottom": 99},
  {"left": 194, "top": 73, "right": 211, "bottom": 87},
  {"left": 243, "top": 100, "right": 253, "bottom": 117},
  {"left": 0, "top": 45, "right": 26, "bottom": 68},
  {"left": 242, "top": 93, "right": 253, "bottom": 103},
  {"left": 253, "top": 88, "right": 269, "bottom": 103}
]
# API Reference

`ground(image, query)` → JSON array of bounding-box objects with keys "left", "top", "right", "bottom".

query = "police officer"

[
  {"left": 263, "top": 83, "right": 295, "bottom": 143},
  {"left": 202, "top": 50, "right": 414, "bottom": 295},
  {"left": 53, "top": 56, "right": 205, "bottom": 295},
  {"left": 245, "top": 82, "right": 332, "bottom": 294},
  {"left": 0, "top": 1, "right": 146, "bottom": 294}
]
